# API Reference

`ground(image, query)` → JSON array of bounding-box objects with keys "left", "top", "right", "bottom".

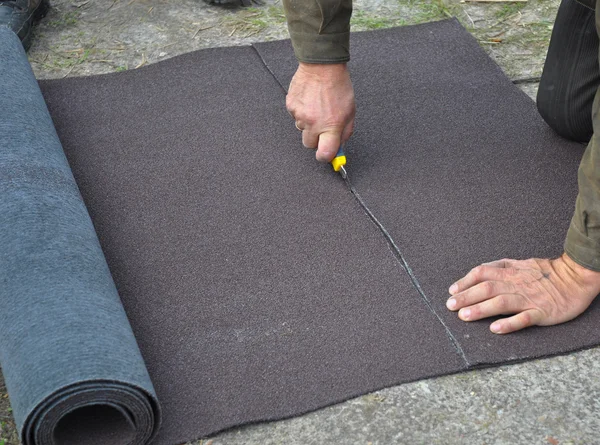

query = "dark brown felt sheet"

[
  {"left": 254, "top": 18, "right": 600, "bottom": 367},
  {"left": 38, "top": 19, "right": 598, "bottom": 444},
  {"left": 40, "top": 44, "right": 465, "bottom": 444}
]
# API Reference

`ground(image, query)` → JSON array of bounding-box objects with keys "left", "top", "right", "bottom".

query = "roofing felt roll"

[{"left": 0, "top": 28, "right": 160, "bottom": 445}]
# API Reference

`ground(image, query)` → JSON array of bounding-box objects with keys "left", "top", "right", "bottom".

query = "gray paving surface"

[
  {"left": 211, "top": 349, "right": 600, "bottom": 445},
  {"left": 3, "top": 1, "right": 600, "bottom": 444}
]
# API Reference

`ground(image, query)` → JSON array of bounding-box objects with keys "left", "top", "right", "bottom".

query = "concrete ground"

[{"left": 2, "top": 0, "right": 599, "bottom": 444}]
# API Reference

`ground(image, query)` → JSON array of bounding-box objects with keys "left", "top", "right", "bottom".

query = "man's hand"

[
  {"left": 286, "top": 62, "right": 356, "bottom": 162},
  {"left": 446, "top": 254, "right": 600, "bottom": 334}
]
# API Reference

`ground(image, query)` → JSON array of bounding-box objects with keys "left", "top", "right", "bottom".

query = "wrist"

[
  {"left": 561, "top": 253, "right": 600, "bottom": 293},
  {"left": 298, "top": 62, "right": 348, "bottom": 79}
]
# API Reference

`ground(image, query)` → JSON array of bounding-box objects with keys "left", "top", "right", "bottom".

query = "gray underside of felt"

[
  {"left": 2, "top": 16, "right": 596, "bottom": 445},
  {"left": 0, "top": 28, "right": 160, "bottom": 445},
  {"left": 254, "top": 18, "right": 600, "bottom": 366}
]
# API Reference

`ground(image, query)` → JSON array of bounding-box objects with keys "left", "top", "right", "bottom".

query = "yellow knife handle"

[{"left": 331, "top": 146, "right": 346, "bottom": 172}]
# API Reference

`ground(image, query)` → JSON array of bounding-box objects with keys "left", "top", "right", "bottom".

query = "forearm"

[
  {"left": 564, "top": 123, "right": 600, "bottom": 271},
  {"left": 282, "top": 0, "right": 352, "bottom": 63}
]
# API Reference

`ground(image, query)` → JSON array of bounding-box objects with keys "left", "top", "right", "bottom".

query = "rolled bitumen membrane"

[{"left": 0, "top": 28, "right": 160, "bottom": 445}]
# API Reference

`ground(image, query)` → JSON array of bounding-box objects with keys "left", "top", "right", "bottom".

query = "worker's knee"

[
  {"left": 536, "top": 84, "right": 593, "bottom": 143},
  {"left": 536, "top": 0, "right": 597, "bottom": 143}
]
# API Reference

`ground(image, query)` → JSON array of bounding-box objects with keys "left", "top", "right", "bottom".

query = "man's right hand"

[{"left": 286, "top": 62, "right": 356, "bottom": 162}]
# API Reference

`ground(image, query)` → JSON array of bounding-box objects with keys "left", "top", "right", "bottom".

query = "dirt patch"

[
  {"left": 0, "top": 373, "right": 18, "bottom": 445},
  {"left": 27, "top": 0, "right": 558, "bottom": 88}
]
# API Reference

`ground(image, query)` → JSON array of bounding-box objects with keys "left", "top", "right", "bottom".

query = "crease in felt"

[
  {"left": 250, "top": 41, "right": 470, "bottom": 366},
  {"left": 251, "top": 44, "right": 290, "bottom": 93},
  {"left": 343, "top": 174, "right": 470, "bottom": 367}
]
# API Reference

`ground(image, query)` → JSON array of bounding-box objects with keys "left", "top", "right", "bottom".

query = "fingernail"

[
  {"left": 449, "top": 283, "right": 458, "bottom": 295},
  {"left": 490, "top": 322, "right": 501, "bottom": 334},
  {"left": 447, "top": 298, "right": 456, "bottom": 310},
  {"left": 460, "top": 308, "right": 470, "bottom": 320}
]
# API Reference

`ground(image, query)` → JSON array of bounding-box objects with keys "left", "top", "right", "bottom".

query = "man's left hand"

[{"left": 446, "top": 254, "right": 600, "bottom": 334}]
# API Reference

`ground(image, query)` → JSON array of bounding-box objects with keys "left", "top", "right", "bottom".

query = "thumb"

[{"left": 316, "top": 131, "right": 342, "bottom": 163}]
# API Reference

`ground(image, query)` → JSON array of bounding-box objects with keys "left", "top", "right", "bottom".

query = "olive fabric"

[
  {"left": 560, "top": 0, "right": 600, "bottom": 271},
  {"left": 282, "top": 0, "right": 352, "bottom": 63},
  {"left": 567, "top": 112, "right": 600, "bottom": 271}
]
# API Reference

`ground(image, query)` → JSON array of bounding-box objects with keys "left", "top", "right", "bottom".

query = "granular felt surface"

[
  {"left": 254, "top": 19, "right": 600, "bottom": 366},
  {"left": 39, "top": 45, "right": 466, "bottom": 443}
]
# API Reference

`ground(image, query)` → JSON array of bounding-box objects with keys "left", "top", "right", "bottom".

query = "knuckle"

[
  {"left": 495, "top": 294, "right": 508, "bottom": 309},
  {"left": 285, "top": 97, "right": 294, "bottom": 111},
  {"left": 524, "top": 258, "right": 538, "bottom": 267},
  {"left": 481, "top": 280, "right": 494, "bottom": 295},
  {"left": 521, "top": 311, "right": 532, "bottom": 326},
  {"left": 322, "top": 122, "right": 343, "bottom": 134}
]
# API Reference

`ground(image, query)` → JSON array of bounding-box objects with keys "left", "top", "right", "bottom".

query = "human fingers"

[
  {"left": 481, "top": 258, "right": 516, "bottom": 268},
  {"left": 449, "top": 264, "right": 515, "bottom": 296},
  {"left": 316, "top": 130, "right": 342, "bottom": 162},
  {"left": 489, "top": 309, "right": 543, "bottom": 334},
  {"left": 302, "top": 128, "right": 319, "bottom": 149},
  {"left": 457, "top": 293, "right": 528, "bottom": 322},
  {"left": 446, "top": 280, "right": 514, "bottom": 311},
  {"left": 341, "top": 119, "right": 354, "bottom": 144}
]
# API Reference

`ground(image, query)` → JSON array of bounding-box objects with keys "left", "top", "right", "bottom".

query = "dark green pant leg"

[
  {"left": 576, "top": 0, "right": 595, "bottom": 9},
  {"left": 537, "top": 0, "right": 599, "bottom": 142}
]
